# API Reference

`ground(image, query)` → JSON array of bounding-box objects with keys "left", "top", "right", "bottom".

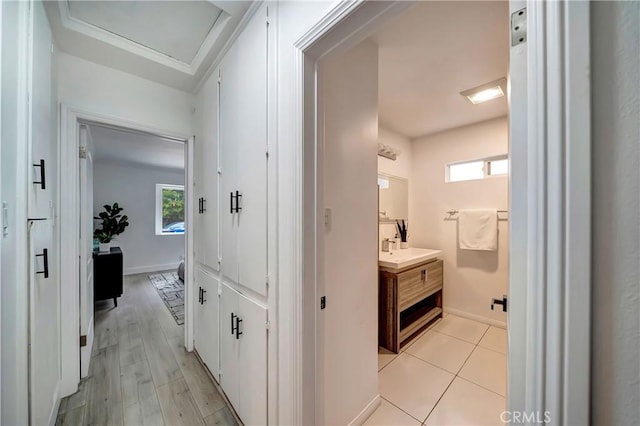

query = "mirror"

[{"left": 378, "top": 173, "right": 408, "bottom": 223}]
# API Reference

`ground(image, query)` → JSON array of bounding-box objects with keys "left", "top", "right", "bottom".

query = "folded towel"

[{"left": 458, "top": 209, "right": 498, "bottom": 251}]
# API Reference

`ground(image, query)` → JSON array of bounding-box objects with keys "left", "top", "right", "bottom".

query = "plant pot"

[
  {"left": 99, "top": 242, "right": 111, "bottom": 253},
  {"left": 400, "top": 241, "right": 409, "bottom": 249}
]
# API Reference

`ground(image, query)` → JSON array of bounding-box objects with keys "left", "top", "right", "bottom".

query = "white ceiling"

[
  {"left": 45, "top": 1, "right": 252, "bottom": 92},
  {"left": 372, "top": 1, "right": 509, "bottom": 138},
  {"left": 89, "top": 124, "right": 185, "bottom": 170}
]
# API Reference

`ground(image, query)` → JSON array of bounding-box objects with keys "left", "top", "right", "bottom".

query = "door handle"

[
  {"left": 421, "top": 269, "right": 427, "bottom": 282},
  {"left": 35, "top": 248, "right": 49, "bottom": 279},
  {"left": 231, "top": 312, "right": 237, "bottom": 334},
  {"left": 491, "top": 295, "right": 508, "bottom": 312},
  {"left": 198, "top": 286, "right": 202, "bottom": 304},
  {"left": 33, "top": 159, "right": 46, "bottom": 190},
  {"left": 201, "top": 289, "right": 207, "bottom": 303},
  {"left": 230, "top": 192, "right": 234, "bottom": 214},
  {"left": 235, "top": 316, "right": 243, "bottom": 339},
  {"left": 201, "top": 198, "right": 206, "bottom": 213}
]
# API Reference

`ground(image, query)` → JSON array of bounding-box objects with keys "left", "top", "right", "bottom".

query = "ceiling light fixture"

[{"left": 460, "top": 78, "right": 507, "bottom": 104}]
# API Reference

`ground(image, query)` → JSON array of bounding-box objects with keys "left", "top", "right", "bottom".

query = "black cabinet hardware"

[
  {"left": 491, "top": 295, "right": 508, "bottom": 312},
  {"left": 235, "top": 316, "right": 243, "bottom": 339},
  {"left": 234, "top": 191, "right": 242, "bottom": 212},
  {"left": 231, "top": 313, "right": 237, "bottom": 334},
  {"left": 201, "top": 288, "right": 207, "bottom": 303},
  {"left": 35, "top": 248, "right": 49, "bottom": 278},
  {"left": 198, "top": 198, "right": 207, "bottom": 214},
  {"left": 198, "top": 287, "right": 203, "bottom": 304},
  {"left": 33, "top": 159, "right": 46, "bottom": 190},
  {"left": 230, "top": 191, "right": 243, "bottom": 214}
]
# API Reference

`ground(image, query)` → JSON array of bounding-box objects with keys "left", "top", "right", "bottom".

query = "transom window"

[
  {"left": 446, "top": 155, "right": 509, "bottom": 182},
  {"left": 155, "top": 184, "right": 185, "bottom": 235}
]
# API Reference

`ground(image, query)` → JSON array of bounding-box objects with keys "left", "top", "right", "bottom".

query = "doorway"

[
  {"left": 295, "top": 1, "right": 591, "bottom": 425},
  {"left": 59, "top": 106, "right": 195, "bottom": 397}
]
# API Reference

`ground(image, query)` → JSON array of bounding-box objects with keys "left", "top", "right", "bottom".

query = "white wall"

[
  {"left": 57, "top": 51, "right": 195, "bottom": 135},
  {"left": 378, "top": 126, "right": 412, "bottom": 244},
  {"left": 411, "top": 117, "right": 508, "bottom": 326},
  {"left": 322, "top": 40, "right": 379, "bottom": 426},
  {"left": 93, "top": 160, "right": 185, "bottom": 275},
  {"left": 591, "top": 2, "right": 640, "bottom": 424}
]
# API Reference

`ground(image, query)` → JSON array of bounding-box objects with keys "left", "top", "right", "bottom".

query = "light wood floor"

[{"left": 56, "top": 273, "right": 237, "bottom": 426}]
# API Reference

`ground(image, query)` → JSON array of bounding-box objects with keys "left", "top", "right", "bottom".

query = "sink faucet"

[{"left": 382, "top": 238, "right": 390, "bottom": 252}]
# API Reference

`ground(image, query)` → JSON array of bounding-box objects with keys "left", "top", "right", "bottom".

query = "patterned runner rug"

[{"left": 148, "top": 271, "right": 184, "bottom": 325}]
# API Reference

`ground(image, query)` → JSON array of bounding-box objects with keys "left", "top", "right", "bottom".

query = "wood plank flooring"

[{"left": 56, "top": 273, "right": 237, "bottom": 426}]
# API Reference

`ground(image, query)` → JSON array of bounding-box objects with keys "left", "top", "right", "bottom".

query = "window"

[
  {"left": 446, "top": 155, "right": 509, "bottom": 182},
  {"left": 155, "top": 184, "right": 185, "bottom": 235}
]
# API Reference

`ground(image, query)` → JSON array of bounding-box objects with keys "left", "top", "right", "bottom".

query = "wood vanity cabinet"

[{"left": 379, "top": 258, "right": 443, "bottom": 353}]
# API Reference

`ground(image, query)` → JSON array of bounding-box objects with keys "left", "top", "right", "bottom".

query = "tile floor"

[{"left": 368, "top": 314, "right": 507, "bottom": 426}]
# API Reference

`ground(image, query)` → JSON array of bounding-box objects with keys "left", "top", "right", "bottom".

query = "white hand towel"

[{"left": 458, "top": 209, "right": 498, "bottom": 251}]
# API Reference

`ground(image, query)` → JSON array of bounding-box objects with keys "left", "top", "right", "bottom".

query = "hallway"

[{"left": 55, "top": 274, "right": 236, "bottom": 426}]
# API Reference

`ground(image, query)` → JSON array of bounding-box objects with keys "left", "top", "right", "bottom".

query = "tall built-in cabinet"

[{"left": 193, "top": 4, "right": 272, "bottom": 425}]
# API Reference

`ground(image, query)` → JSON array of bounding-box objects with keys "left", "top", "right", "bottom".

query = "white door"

[
  {"left": 79, "top": 125, "right": 94, "bottom": 377},
  {"left": 194, "top": 268, "right": 220, "bottom": 378},
  {"left": 219, "top": 283, "right": 240, "bottom": 409},
  {"left": 201, "top": 74, "right": 220, "bottom": 271},
  {"left": 237, "top": 5, "right": 269, "bottom": 297},
  {"left": 27, "top": 2, "right": 59, "bottom": 424},
  {"left": 237, "top": 292, "right": 268, "bottom": 425},
  {"left": 219, "top": 50, "right": 239, "bottom": 285}
]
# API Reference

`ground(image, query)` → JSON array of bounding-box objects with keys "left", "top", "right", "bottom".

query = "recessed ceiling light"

[{"left": 460, "top": 78, "right": 507, "bottom": 104}]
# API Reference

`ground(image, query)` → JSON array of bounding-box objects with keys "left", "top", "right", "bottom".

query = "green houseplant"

[{"left": 94, "top": 202, "right": 129, "bottom": 252}]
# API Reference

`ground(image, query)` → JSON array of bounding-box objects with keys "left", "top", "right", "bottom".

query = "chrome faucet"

[{"left": 381, "top": 238, "right": 390, "bottom": 252}]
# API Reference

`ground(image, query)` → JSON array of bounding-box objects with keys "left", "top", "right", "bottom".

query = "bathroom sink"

[{"left": 379, "top": 247, "right": 442, "bottom": 270}]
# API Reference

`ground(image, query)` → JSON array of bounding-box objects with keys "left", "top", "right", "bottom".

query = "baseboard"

[
  {"left": 349, "top": 395, "right": 381, "bottom": 426},
  {"left": 80, "top": 315, "right": 94, "bottom": 378},
  {"left": 48, "top": 382, "right": 61, "bottom": 426},
  {"left": 444, "top": 306, "right": 507, "bottom": 329},
  {"left": 124, "top": 262, "right": 180, "bottom": 276}
]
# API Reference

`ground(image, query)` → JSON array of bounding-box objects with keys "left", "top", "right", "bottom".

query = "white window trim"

[
  {"left": 155, "top": 184, "right": 185, "bottom": 236},
  {"left": 446, "top": 154, "right": 509, "bottom": 182}
]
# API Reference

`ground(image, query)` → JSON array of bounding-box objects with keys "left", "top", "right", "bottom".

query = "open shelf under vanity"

[{"left": 379, "top": 258, "right": 443, "bottom": 353}]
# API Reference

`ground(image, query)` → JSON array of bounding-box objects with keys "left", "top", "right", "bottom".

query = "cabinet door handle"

[
  {"left": 231, "top": 312, "right": 237, "bottom": 334},
  {"left": 35, "top": 248, "right": 49, "bottom": 278},
  {"left": 201, "top": 198, "right": 206, "bottom": 213},
  {"left": 421, "top": 269, "right": 427, "bottom": 282},
  {"left": 33, "top": 159, "right": 46, "bottom": 190},
  {"left": 235, "top": 316, "right": 243, "bottom": 339},
  {"left": 202, "top": 289, "right": 207, "bottom": 303},
  {"left": 235, "top": 191, "right": 242, "bottom": 212},
  {"left": 230, "top": 192, "right": 234, "bottom": 214},
  {"left": 198, "top": 286, "right": 202, "bottom": 304}
]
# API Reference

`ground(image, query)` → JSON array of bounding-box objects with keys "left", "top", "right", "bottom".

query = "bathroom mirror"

[{"left": 378, "top": 173, "right": 408, "bottom": 223}]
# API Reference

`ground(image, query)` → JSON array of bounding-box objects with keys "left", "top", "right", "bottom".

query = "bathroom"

[
  {"left": 373, "top": 3, "right": 509, "bottom": 424},
  {"left": 319, "top": 2, "right": 509, "bottom": 424}
]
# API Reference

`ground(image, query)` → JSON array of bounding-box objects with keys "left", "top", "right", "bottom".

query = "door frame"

[
  {"left": 58, "top": 104, "right": 195, "bottom": 396},
  {"left": 281, "top": 1, "right": 591, "bottom": 425}
]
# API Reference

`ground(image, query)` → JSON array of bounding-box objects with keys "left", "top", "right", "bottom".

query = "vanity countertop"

[{"left": 379, "top": 247, "right": 442, "bottom": 270}]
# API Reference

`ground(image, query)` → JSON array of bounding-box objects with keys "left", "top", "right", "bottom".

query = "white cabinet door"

[
  {"left": 194, "top": 131, "right": 205, "bottom": 266},
  {"left": 28, "top": 219, "right": 58, "bottom": 426},
  {"left": 219, "top": 283, "right": 240, "bottom": 409},
  {"left": 201, "top": 271, "right": 220, "bottom": 378},
  {"left": 237, "top": 292, "right": 268, "bottom": 425},
  {"left": 28, "top": 0, "right": 54, "bottom": 220},
  {"left": 219, "top": 49, "right": 240, "bottom": 285},
  {"left": 236, "top": 5, "right": 269, "bottom": 297},
  {"left": 195, "top": 71, "right": 220, "bottom": 271},
  {"left": 194, "top": 268, "right": 207, "bottom": 361}
]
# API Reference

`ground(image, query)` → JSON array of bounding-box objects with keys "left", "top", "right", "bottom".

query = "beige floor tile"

[
  {"left": 378, "top": 349, "right": 397, "bottom": 371},
  {"left": 432, "top": 315, "right": 489, "bottom": 344},
  {"left": 458, "top": 346, "right": 506, "bottom": 396},
  {"left": 406, "top": 330, "right": 475, "bottom": 374},
  {"left": 363, "top": 399, "right": 421, "bottom": 426},
  {"left": 379, "top": 353, "right": 454, "bottom": 421},
  {"left": 478, "top": 326, "right": 507, "bottom": 354},
  {"left": 423, "top": 378, "right": 506, "bottom": 426}
]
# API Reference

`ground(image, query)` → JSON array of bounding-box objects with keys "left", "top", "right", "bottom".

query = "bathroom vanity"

[{"left": 379, "top": 248, "right": 443, "bottom": 353}]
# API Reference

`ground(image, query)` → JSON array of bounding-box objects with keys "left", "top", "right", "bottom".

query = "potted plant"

[{"left": 94, "top": 202, "right": 129, "bottom": 252}]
